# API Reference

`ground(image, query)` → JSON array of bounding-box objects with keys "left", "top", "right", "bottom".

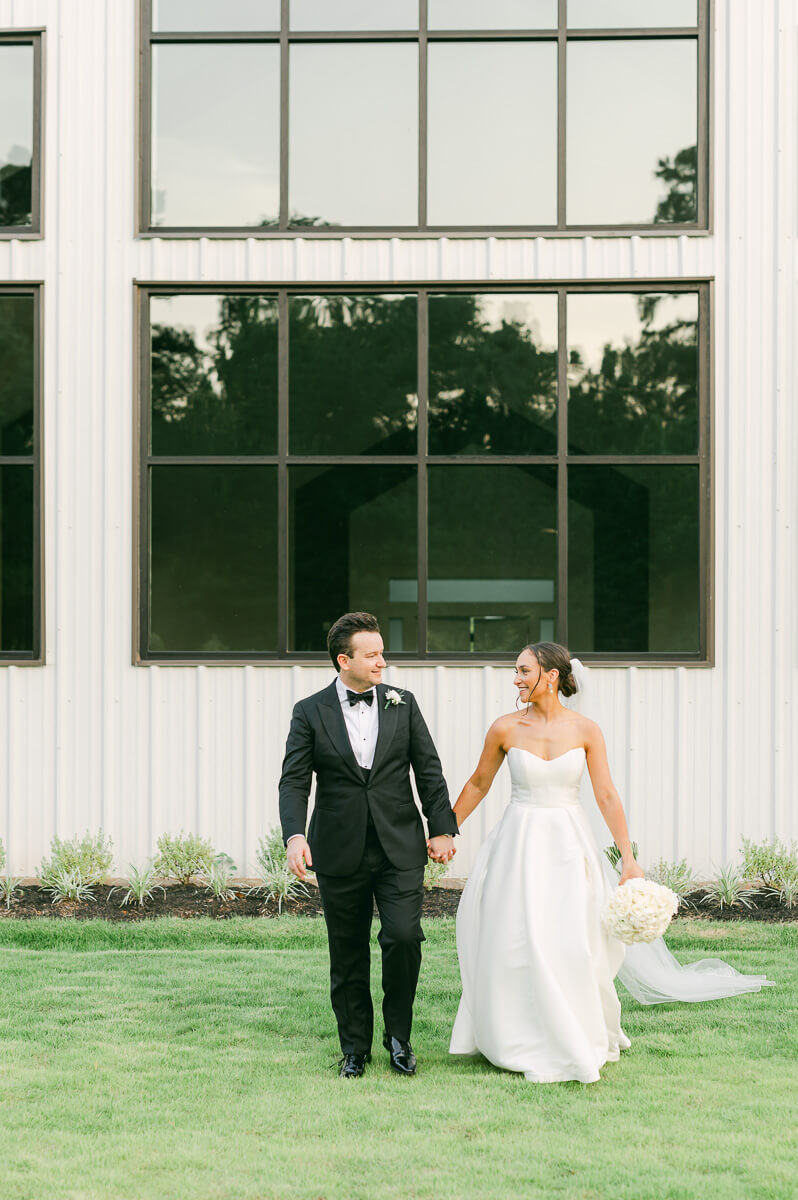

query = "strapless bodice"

[{"left": 507, "top": 745, "right": 586, "bottom": 808}]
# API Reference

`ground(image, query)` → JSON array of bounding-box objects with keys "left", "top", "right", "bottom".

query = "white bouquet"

[{"left": 602, "top": 878, "right": 679, "bottom": 944}]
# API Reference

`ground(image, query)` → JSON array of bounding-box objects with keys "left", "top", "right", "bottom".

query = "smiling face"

[
  {"left": 337, "top": 631, "right": 386, "bottom": 692},
  {"left": 514, "top": 648, "right": 558, "bottom": 705}
]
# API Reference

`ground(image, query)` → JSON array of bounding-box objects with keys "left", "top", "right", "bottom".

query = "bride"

[{"left": 448, "top": 642, "right": 774, "bottom": 1084}]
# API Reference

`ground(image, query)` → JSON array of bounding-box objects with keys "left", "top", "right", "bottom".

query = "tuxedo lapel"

[
  {"left": 370, "top": 685, "right": 398, "bottom": 779},
  {"left": 317, "top": 682, "right": 366, "bottom": 784}
]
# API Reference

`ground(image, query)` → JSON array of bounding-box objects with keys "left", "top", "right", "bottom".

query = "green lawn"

[{"left": 0, "top": 917, "right": 794, "bottom": 1200}]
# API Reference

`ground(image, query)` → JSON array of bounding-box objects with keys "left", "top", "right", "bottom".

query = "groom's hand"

[
  {"left": 427, "top": 834, "right": 456, "bottom": 864},
  {"left": 287, "top": 837, "right": 313, "bottom": 880}
]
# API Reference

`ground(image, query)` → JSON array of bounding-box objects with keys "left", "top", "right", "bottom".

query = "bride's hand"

[{"left": 618, "top": 859, "right": 645, "bottom": 886}]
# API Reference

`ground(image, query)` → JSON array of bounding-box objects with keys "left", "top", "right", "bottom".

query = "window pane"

[
  {"left": 567, "top": 292, "right": 698, "bottom": 455},
  {"left": 153, "top": 0, "right": 280, "bottom": 30},
  {"left": 0, "top": 296, "right": 34, "bottom": 454},
  {"left": 568, "top": 465, "right": 699, "bottom": 653},
  {"left": 291, "top": 1, "right": 418, "bottom": 30},
  {"left": 289, "top": 44, "right": 417, "bottom": 227},
  {"left": 289, "top": 466, "right": 417, "bottom": 651},
  {"left": 428, "top": 466, "right": 557, "bottom": 653},
  {"left": 429, "top": 293, "right": 558, "bottom": 454},
  {"left": 0, "top": 466, "right": 34, "bottom": 652},
  {"left": 149, "top": 466, "right": 278, "bottom": 653},
  {"left": 427, "top": 42, "right": 557, "bottom": 226},
  {"left": 150, "top": 294, "right": 278, "bottom": 455},
  {"left": 0, "top": 45, "right": 33, "bottom": 228},
  {"left": 568, "top": 0, "right": 697, "bottom": 27},
  {"left": 567, "top": 40, "right": 697, "bottom": 226},
  {"left": 429, "top": 0, "right": 557, "bottom": 28},
  {"left": 289, "top": 295, "right": 417, "bottom": 455},
  {"left": 151, "top": 43, "right": 279, "bottom": 228}
]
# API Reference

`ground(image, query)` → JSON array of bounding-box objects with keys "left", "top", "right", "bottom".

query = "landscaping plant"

[
  {"left": 645, "top": 857, "right": 699, "bottom": 908},
  {"left": 38, "top": 830, "right": 113, "bottom": 886},
  {"left": 424, "top": 858, "right": 449, "bottom": 890},
  {"left": 700, "top": 862, "right": 760, "bottom": 911},
  {"left": 740, "top": 835, "right": 798, "bottom": 889},
  {"left": 252, "top": 827, "right": 310, "bottom": 914},
  {"left": 153, "top": 832, "right": 215, "bottom": 884},
  {"left": 203, "top": 860, "right": 238, "bottom": 902},
  {"left": 109, "top": 861, "right": 165, "bottom": 909},
  {"left": 41, "top": 866, "right": 98, "bottom": 905},
  {"left": 0, "top": 875, "right": 22, "bottom": 909}
]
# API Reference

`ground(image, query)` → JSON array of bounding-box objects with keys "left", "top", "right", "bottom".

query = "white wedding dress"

[{"left": 450, "top": 744, "right": 774, "bottom": 1084}]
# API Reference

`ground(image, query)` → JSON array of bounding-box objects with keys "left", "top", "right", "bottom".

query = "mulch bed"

[
  {"left": 0, "top": 881, "right": 794, "bottom": 922},
  {"left": 0, "top": 880, "right": 462, "bottom": 921}
]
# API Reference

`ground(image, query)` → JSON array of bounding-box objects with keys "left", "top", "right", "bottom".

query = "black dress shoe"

[
  {"left": 338, "top": 1053, "right": 369, "bottom": 1079},
  {"left": 383, "top": 1034, "right": 417, "bottom": 1075}
]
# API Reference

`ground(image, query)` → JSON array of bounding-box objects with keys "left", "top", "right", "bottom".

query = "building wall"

[{"left": 0, "top": 0, "right": 795, "bottom": 877}]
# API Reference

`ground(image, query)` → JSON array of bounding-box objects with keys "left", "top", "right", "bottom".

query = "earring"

[{"left": 547, "top": 682, "right": 553, "bottom": 693}]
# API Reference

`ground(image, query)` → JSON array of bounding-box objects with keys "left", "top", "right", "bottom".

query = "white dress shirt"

[
  {"left": 335, "top": 675, "right": 379, "bottom": 769},
  {"left": 286, "top": 678, "right": 379, "bottom": 845}
]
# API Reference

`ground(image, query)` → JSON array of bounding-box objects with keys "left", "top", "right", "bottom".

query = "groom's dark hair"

[{"left": 327, "top": 612, "right": 381, "bottom": 671}]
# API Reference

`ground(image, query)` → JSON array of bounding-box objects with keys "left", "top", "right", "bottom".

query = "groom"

[{"left": 279, "top": 611, "right": 457, "bottom": 1078}]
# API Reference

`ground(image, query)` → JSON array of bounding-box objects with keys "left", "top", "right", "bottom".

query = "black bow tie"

[{"left": 346, "top": 689, "right": 374, "bottom": 707}]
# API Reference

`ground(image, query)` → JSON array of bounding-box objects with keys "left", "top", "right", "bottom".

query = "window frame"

[
  {"left": 0, "top": 283, "right": 44, "bottom": 663},
  {"left": 0, "top": 30, "right": 44, "bottom": 238},
  {"left": 134, "top": 278, "right": 713, "bottom": 667},
  {"left": 137, "top": 0, "right": 711, "bottom": 236}
]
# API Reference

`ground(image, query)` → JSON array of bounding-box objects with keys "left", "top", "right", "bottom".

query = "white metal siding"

[{"left": 0, "top": 0, "right": 795, "bottom": 877}]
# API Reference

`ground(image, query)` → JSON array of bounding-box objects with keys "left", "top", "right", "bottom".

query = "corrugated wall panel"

[{"left": 0, "top": 0, "right": 795, "bottom": 878}]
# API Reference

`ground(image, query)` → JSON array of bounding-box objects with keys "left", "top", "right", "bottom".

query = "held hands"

[
  {"left": 286, "top": 837, "right": 313, "bottom": 881},
  {"left": 427, "top": 834, "right": 456, "bottom": 864},
  {"left": 618, "top": 858, "right": 645, "bottom": 886}
]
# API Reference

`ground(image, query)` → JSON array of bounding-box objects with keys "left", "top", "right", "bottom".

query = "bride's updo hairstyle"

[{"left": 523, "top": 642, "right": 578, "bottom": 698}]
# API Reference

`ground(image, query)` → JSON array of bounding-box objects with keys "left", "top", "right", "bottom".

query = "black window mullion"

[
  {"left": 557, "top": 286, "right": 568, "bottom": 646},
  {"left": 418, "top": 0, "right": 428, "bottom": 228},
  {"left": 278, "top": 288, "right": 289, "bottom": 652},
  {"left": 279, "top": 0, "right": 289, "bottom": 229},
  {"left": 698, "top": 281, "right": 711, "bottom": 660},
  {"left": 139, "top": 289, "right": 152, "bottom": 658},
  {"left": 557, "top": 0, "right": 567, "bottom": 230},
  {"left": 417, "top": 290, "right": 429, "bottom": 657},
  {"left": 31, "top": 286, "right": 43, "bottom": 659},
  {"left": 30, "top": 35, "right": 43, "bottom": 234},
  {"left": 697, "top": 0, "right": 710, "bottom": 229},
  {"left": 140, "top": 0, "right": 153, "bottom": 231}
]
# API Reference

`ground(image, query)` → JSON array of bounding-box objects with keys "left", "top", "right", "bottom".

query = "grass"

[{"left": 0, "top": 917, "right": 794, "bottom": 1200}]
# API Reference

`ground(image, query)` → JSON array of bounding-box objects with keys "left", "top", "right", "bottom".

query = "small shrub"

[
  {"left": 700, "top": 863, "right": 760, "bottom": 911},
  {"left": 252, "top": 828, "right": 310, "bottom": 914},
  {"left": 42, "top": 866, "right": 97, "bottom": 905},
  {"left": 423, "top": 859, "right": 449, "bottom": 890},
  {"left": 740, "top": 836, "right": 798, "bottom": 888},
  {"left": 203, "top": 860, "right": 237, "bottom": 902},
  {"left": 773, "top": 870, "right": 798, "bottom": 909},
  {"left": 109, "top": 861, "right": 165, "bottom": 909},
  {"left": 645, "top": 857, "right": 699, "bottom": 908},
  {"left": 38, "top": 830, "right": 113, "bottom": 886},
  {"left": 0, "top": 876, "right": 22, "bottom": 909},
  {"left": 604, "top": 841, "right": 640, "bottom": 873},
  {"left": 154, "top": 832, "right": 214, "bottom": 884}
]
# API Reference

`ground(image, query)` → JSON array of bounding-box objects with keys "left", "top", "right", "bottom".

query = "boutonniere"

[{"left": 384, "top": 688, "right": 406, "bottom": 710}]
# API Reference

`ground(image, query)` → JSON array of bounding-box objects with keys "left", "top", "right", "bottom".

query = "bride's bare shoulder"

[
  {"left": 574, "top": 713, "right": 605, "bottom": 744},
  {"left": 487, "top": 712, "right": 521, "bottom": 742}
]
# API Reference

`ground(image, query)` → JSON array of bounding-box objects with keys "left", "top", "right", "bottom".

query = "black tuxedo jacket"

[{"left": 278, "top": 680, "right": 458, "bottom": 876}]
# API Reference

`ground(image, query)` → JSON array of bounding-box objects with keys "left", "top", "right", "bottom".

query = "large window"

[
  {"left": 0, "top": 286, "right": 41, "bottom": 659},
  {"left": 137, "top": 282, "right": 710, "bottom": 663},
  {"left": 0, "top": 33, "right": 43, "bottom": 235},
  {"left": 139, "top": 1, "right": 709, "bottom": 233}
]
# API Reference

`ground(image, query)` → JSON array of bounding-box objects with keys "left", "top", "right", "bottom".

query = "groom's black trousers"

[{"left": 315, "top": 816, "right": 425, "bottom": 1056}]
